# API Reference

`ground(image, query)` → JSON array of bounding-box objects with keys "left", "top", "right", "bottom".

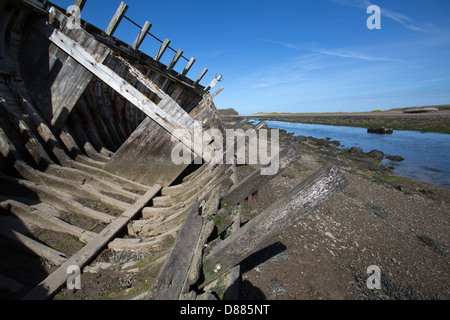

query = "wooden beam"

[
  {"left": 194, "top": 68, "right": 208, "bottom": 85},
  {"left": 202, "top": 163, "right": 348, "bottom": 286},
  {"left": 132, "top": 21, "right": 151, "bottom": 50},
  {"left": 222, "top": 145, "right": 301, "bottom": 206},
  {"left": 211, "top": 87, "right": 224, "bottom": 99},
  {"left": 105, "top": 1, "right": 128, "bottom": 36},
  {"left": 0, "top": 228, "right": 67, "bottom": 266},
  {"left": 149, "top": 200, "right": 203, "bottom": 300},
  {"left": 167, "top": 49, "right": 183, "bottom": 70},
  {"left": 181, "top": 57, "right": 195, "bottom": 77},
  {"left": 22, "top": 184, "right": 162, "bottom": 300},
  {"left": 154, "top": 38, "right": 171, "bottom": 62},
  {"left": 72, "top": 0, "right": 87, "bottom": 12},
  {"left": 42, "top": 26, "right": 205, "bottom": 159},
  {"left": 204, "top": 74, "right": 222, "bottom": 92}
]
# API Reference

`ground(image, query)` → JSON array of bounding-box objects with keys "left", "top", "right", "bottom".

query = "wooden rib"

[
  {"left": 22, "top": 183, "right": 162, "bottom": 300},
  {"left": 0, "top": 197, "right": 97, "bottom": 244},
  {"left": 0, "top": 172, "right": 114, "bottom": 223},
  {"left": 0, "top": 228, "right": 67, "bottom": 266}
]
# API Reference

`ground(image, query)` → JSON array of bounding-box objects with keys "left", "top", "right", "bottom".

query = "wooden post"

[
  {"left": 211, "top": 87, "right": 224, "bottom": 100},
  {"left": 105, "top": 1, "right": 128, "bottom": 36},
  {"left": 132, "top": 21, "right": 151, "bottom": 50},
  {"left": 204, "top": 74, "right": 222, "bottom": 92},
  {"left": 72, "top": 0, "right": 87, "bottom": 12},
  {"left": 181, "top": 57, "right": 195, "bottom": 76},
  {"left": 167, "top": 49, "right": 183, "bottom": 70},
  {"left": 194, "top": 68, "right": 208, "bottom": 85},
  {"left": 154, "top": 38, "right": 171, "bottom": 62},
  {"left": 202, "top": 163, "right": 348, "bottom": 286}
]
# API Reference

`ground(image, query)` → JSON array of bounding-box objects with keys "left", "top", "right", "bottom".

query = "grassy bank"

[{"left": 234, "top": 106, "right": 450, "bottom": 134}]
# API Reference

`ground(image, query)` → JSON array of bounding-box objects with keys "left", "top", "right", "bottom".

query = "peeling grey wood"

[
  {"left": 222, "top": 145, "right": 301, "bottom": 206},
  {"left": 154, "top": 38, "right": 170, "bottom": 62},
  {"left": 204, "top": 74, "right": 222, "bottom": 93},
  {"left": 181, "top": 57, "right": 195, "bottom": 77},
  {"left": 211, "top": 87, "right": 224, "bottom": 99},
  {"left": 194, "top": 68, "right": 208, "bottom": 85},
  {"left": 132, "top": 21, "right": 151, "bottom": 50},
  {"left": 149, "top": 200, "right": 203, "bottom": 300},
  {"left": 22, "top": 184, "right": 162, "bottom": 300},
  {"left": 105, "top": 1, "right": 128, "bottom": 36},
  {"left": 167, "top": 49, "right": 183, "bottom": 70},
  {"left": 202, "top": 163, "right": 348, "bottom": 286},
  {"left": 42, "top": 25, "right": 206, "bottom": 159},
  {"left": 72, "top": 0, "right": 87, "bottom": 12}
]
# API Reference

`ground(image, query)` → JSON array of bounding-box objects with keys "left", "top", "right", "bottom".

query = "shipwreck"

[{"left": 0, "top": 0, "right": 348, "bottom": 300}]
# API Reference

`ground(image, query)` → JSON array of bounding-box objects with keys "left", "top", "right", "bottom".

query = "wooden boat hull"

[{"left": 0, "top": 0, "right": 347, "bottom": 301}]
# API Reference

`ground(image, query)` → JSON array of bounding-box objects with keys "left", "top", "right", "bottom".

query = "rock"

[
  {"left": 328, "top": 140, "right": 341, "bottom": 147},
  {"left": 268, "top": 282, "right": 287, "bottom": 296},
  {"left": 367, "top": 127, "right": 393, "bottom": 134},
  {"left": 325, "top": 231, "right": 336, "bottom": 240},
  {"left": 84, "top": 262, "right": 113, "bottom": 274},
  {"left": 386, "top": 155, "right": 404, "bottom": 162},
  {"left": 348, "top": 147, "right": 363, "bottom": 154},
  {"left": 366, "top": 150, "right": 385, "bottom": 160}
]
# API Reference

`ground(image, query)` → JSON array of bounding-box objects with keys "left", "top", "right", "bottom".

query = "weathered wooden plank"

[
  {"left": 167, "top": 49, "right": 183, "bottom": 70},
  {"left": 154, "top": 38, "right": 170, "bottom": 62},
  {"left": 149, "top": 200, "right": 203, "bottom": 300},
  {"left": 7, "top": 79, "right": 73, "bottom": 167},
  {"left": 42, "top": 25, "right": 205, "bottom": 158},
  {"left": 72, "top": 0, "right": 87, "bottom": 12},
  {"left": 0, "top": 227, "right": 67, "bottom": 266},
  {"left": 202, "top": 163, "right": 348, "bottom": 286},
  {"left": 22, "top": 184, "right": 162, "bottom": 300},
  {"left": 211, "top": 87, "right": 224, "bottom": 99},
  {"left": 222, "top": 145, "right": 301, "bottom": 206},
  {"left": 132, "top": 21, "right": 151, "bottom": 50},
  {"left": 194, "top": 68, "right": 208, "bottom": 85},
  {"left": 105, "top": 1, "right": 128, "bottom": 36},
  {"left": 181, "top": 57, "right": 195, "bottom": 77},
  {"left": 0, "top": 197, "right": 97, "bottom": 244}
]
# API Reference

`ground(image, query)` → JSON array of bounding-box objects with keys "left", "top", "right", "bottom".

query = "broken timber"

[
  {"left": 222, "top": 144, "right": 301, "bottom": 206},
  {"left": 22, "top": 184, "right": 162, "bottom": 300},
  {"left": 0, "top": 0, "right": 350, "bottom": 301},
  {"left": 149, "top": 200, "right": 203, "bottom": 300},
  {"left": 39, "top": 23, "right": 206, "bottom": 159},
  {"left": 202, "top": 164, "right": 349, "bottom": 286}
]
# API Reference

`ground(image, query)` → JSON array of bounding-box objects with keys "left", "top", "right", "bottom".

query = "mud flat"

[
  {"left": 222, "top": 118, "right": 450, "bottom": 300},
  {"left": 230, "top": 108, "right": 450, "bottom": 134}
]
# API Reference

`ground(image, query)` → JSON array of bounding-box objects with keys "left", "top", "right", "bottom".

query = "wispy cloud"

[
  {"left": 315, "top": 48, "right": 395, "bottom": 62},
  {"left": 261, "top": 38, "right": 396, "bottom": 62},
  {"left": 327, "top": 0, "right": 438, "bottom": 33}
]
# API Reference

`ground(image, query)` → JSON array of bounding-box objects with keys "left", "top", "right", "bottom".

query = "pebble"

[{"left": 325, "top": 232, "right": 336, "bottom": 240}]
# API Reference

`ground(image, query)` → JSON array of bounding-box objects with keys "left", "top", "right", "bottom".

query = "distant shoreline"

[{"left": 222, "top": 109, "right": 450, "bottom": 134}]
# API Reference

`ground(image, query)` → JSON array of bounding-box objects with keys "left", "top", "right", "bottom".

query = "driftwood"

[{"left": 202, "top": 163, "right": 348, "bottom": 286}]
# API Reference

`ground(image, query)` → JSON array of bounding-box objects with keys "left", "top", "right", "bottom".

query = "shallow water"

[{"left": 253, "top": 120, "right": 450, "bottom": 189}]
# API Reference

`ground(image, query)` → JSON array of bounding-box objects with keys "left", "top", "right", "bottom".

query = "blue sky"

[{"left": 52, "top": 0, "right": 450, "bottom": 114}]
